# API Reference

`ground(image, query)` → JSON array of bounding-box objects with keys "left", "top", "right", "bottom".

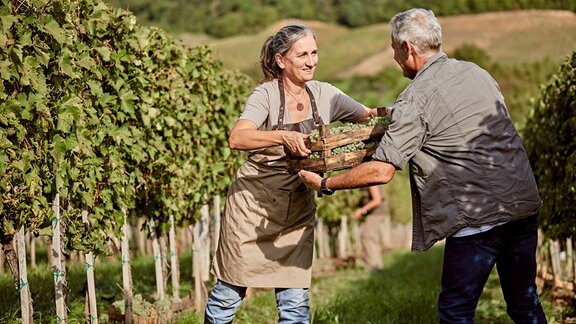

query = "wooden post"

[
  {"left": 550, "top": 240, "right": 563, "bottom": 288},
  {"left": 148, "top": 219, "right": 165, "bottom": 301},
  {"left": 121, "top": 209, "right": 134, "bottom": 323},
  {"left": 0, "top": 244, "right": 5, "bottom": 274},
  {"left": 192, "top": 223, "right": 201, "bottom": 310},
  {"left": 338, "top": 215, "right": 348, "bottom": 258},
  {"left": 566, "top": 238, "right": 574, "bottom": 282},
  {"left": 200, "top": 204, "right": 211, "bottom": 282},
  {"left": 16, "top": 227, "right": 33, "bottom": 323},
  {"left": 212, "top": 195, "right": 221, "bottom": 256},
  {"left": 192, "top": 222, "right": 207, "bottom": 311},
  {"left": 159, "top": 233, "right": 168, "bottom": 294},
  {"left": 169, "top": 215, "right": 180, "bottom": 301},
  {"left": 82, "top": 210, "right": 98, "bottom": 323},
  {"left": 52, "top": 194, "right": 67, "bottom": 323}
]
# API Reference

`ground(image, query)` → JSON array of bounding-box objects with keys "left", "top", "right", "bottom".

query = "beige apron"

[{"left": 213, "top": 80, "right": 323, "bottom": 288}]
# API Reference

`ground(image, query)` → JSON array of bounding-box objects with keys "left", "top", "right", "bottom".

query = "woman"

[
  {"left": 352, "top": 185, "right": 386, "bottom": 273},
  {"left": 205, "top": 23, "right": 375, "bottom": 323}
]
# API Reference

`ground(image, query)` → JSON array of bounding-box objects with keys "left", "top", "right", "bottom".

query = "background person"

[
  {"left": 298, "top": 8, "right": 547, "bottom": 323},
  {"left": 352, "top": 185, "right": 385, "bottom": 273},
  {"left": 204, "top": 23, "right": 376, "bottom": 323}
]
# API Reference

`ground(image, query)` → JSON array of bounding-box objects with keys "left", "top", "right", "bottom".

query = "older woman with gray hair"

[{"left": 204, "top": 23, "right": 374, "bottom": 323}]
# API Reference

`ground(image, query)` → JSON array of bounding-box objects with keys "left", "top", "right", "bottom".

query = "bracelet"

[{"left": 361, "top": 209, "right": 368, "bottom": 216}]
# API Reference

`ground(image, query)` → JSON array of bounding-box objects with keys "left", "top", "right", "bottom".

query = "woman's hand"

[
  {"left": 352, "top": 209, "right": 364, "bottom": 220},
  {"left": 282, "top": 131, "right": 311, "bottom": 157}
]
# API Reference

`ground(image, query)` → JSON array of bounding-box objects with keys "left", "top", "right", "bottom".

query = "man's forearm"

[{"left": 326, "top": 160, "right": 395, "bottom": 190}]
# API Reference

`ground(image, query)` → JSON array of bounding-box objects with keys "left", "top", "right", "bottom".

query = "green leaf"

[
  {"left": 1, "top": 15, "right": 19, "bottom": 34},
  {"left": 41, "top": 18, "right": 68, "bottom": 45},
  {"left": 33, "top": 41, "right": 51, "bottom": 67},
  {"left": 37, "top": 226, "right": 53, "bottom": 237},
  {"left": 94, "top": 46, "right": 111, "bottom": 62},
  {"left": 0, "top": 60, "right": 13, "bottom": 80},
  {"left": 53, "top": 135, "right": 67, "bottom": 159}
]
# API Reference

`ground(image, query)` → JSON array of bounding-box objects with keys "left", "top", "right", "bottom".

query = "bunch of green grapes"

[
  {"left": 307, "top": 140, "right": 379, "bottom": 159},
  {"left": 308, "top": 129, "right": 320, "bottom": 142},
  {"left": 305, "top": 115, "right": 390, "bottom": 159},
  {"left": 332, "top": 141, "right": 366, "bottom": 154},
  {"left": 308, "top": 116, "right": 390, "bottom": 142},
  {"left": 365, "top": 116, "right": 391, "bottom": 126},
  {"left": 308, "top": 152, "right": 321, "bottom": 159}
]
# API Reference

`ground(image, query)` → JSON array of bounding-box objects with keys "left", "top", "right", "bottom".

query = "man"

[{"left": 299, "top": 8, "right": 547, "bottom": 323}]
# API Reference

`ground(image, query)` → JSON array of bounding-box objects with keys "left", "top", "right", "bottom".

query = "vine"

[{"left": 0, "top": 0, "right": 252, "bottom": 254}]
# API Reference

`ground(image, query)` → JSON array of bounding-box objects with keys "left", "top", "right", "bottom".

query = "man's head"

[{"left": 390, "top": 8, "right": 442, "bottom": 79}]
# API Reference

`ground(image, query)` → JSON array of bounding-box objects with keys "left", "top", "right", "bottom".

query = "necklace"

[{"left": 285, "top": 88, "right": 307, "bottom": 111}]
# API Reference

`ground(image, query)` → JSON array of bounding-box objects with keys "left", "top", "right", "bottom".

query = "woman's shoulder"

[
  {"left": 306, "top": 80, "right": 331, "bottom": 88},
  {"left": 250, "top": 80, "right": 280, "bottom": 100},
  {"left": 254, "top": 79, "right": 278, "bottom": 91}
]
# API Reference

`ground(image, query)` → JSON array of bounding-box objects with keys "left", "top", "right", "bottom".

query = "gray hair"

[
  {"left": 390, "top": 8, "right": 442, "bottom": 57},
  {"left": 259, "top": 24, "right": 317, "bottom": 82}
]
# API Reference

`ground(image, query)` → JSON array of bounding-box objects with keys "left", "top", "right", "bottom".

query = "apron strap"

[
  {"left": 275, "top": 78, "right": 287, "bottom": 130},
  {"left": 306, "top": 85, "right": 322, "bottom": 126}
]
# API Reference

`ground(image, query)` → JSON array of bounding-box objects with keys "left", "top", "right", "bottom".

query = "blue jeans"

[
  {"left": 204, "top": 279, "right": 310, "bottom": 323},
  {"left": 438, "top": 215, "right": 547, "bottom": 323}
]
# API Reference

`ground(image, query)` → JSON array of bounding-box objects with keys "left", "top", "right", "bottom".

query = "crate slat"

[
  {"left": 308, "top": 124, "right": 388, "bottom": 151},
  {"left": 287, "top": 147, "right": 378, "bottom": 173}
]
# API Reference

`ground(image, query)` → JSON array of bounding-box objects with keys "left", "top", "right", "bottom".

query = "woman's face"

[{"left": 276, "top": 34, "right": 318, "bottom": 83}]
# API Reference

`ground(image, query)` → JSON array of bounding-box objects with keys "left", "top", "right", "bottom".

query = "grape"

[{"left": 303, "top": 116, "right": 390, "bottom": 159}]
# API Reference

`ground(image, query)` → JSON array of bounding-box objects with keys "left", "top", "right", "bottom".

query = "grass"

[
  {"left": 0, "top": 248, "right": 196, "bottom": 323},
  {"left": 0, "top": 239, "right": 567, "bottom": 323},
  {"left": 0, "top": 245, "right": 564, "bottom": 323}
]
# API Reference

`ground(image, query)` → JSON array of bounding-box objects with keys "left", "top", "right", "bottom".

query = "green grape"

[
  {"left": 303, "top": 116, "right": 391, "bottom": 160},
  {"left": 309, "top": 129, "right": 319, "bottom": 142},
  {"left": 308, "top": 152, "right": 321, "bottom": 159}
]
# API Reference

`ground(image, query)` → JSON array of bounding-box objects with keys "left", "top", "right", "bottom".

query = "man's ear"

[{"left": 275, "top": 53, "right": 285, "bottom": 69}]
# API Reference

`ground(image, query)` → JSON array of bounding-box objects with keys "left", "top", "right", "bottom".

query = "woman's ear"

[{"left": 275, "top": 53, "right": 285, "bottom": 69}]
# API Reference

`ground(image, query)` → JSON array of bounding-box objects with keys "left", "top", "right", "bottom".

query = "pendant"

[{"left": 297, "top": 103, "right": 304, "bottom": 111}]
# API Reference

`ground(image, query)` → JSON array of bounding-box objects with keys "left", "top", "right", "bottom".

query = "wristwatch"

[{"left": 320, "top": 178, "right": 335, "bottom": 195}]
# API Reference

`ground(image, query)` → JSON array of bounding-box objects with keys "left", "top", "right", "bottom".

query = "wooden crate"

[{"left": 286, "top": 110, "right": 390, "bottom": 173}]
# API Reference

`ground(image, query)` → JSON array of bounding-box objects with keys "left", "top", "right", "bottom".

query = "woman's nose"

[{"left": 306, "top": 55, "right": 315, "bottom": 66}]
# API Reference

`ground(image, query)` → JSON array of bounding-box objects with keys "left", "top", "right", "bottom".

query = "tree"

[{"left": 523, "top": 51, "right": 576, "bottom": 240}]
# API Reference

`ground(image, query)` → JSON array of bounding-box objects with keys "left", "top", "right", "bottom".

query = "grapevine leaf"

[
  {"left": 41, "top": 18, "right": 68, "bottom": 45},
  {"left": 0, "top": 15, "right": 18, "bottom": 33}
]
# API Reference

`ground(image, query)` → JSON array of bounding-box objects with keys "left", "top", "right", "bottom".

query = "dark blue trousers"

[{"left": 439, "top": 215, "right": 547, "bottom": 323}]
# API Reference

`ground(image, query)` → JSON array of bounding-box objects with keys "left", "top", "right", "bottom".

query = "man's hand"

[{"left": 298, "top": 170, "right": 323, "bottom": 191}]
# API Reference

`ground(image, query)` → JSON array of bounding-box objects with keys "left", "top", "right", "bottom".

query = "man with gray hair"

[{"left": 299, "top": 8, "right": 547, "bottom": 323}]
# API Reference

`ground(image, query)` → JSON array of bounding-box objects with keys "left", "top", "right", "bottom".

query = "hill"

[{"left": 178, "top": 10, "right": 576, "bottom": 81}]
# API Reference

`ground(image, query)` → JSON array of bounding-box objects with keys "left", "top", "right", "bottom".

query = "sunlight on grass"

[{"left": 0, "top": 246, "right": 564, "bottom": 323}]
